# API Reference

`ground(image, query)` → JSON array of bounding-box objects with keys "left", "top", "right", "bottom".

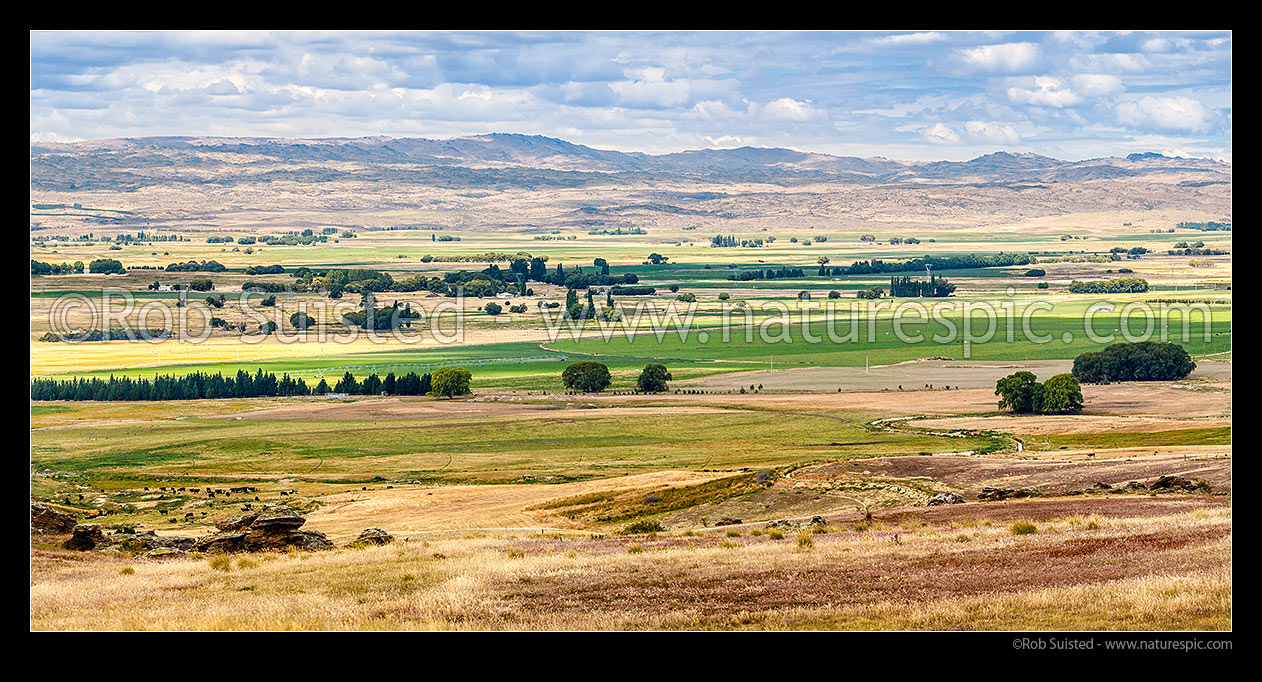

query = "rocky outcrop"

[
  {"left": 1149, "top": 475, "right": 1211, "bottom": 493},
  {"left": 348, "top": 527, "right": 394, "bottom": 547},
  {"left": 808, "top": 516, "right": 828, "bottom": 527},
  {"left": 927, "top": 492, "right": 965, "bottom": 506},
  {"left": 31, "top": 501, "right": 78, "bottom": 534},
  {"left": 192, "top": 504, "right": 332, "bottom": 553},
  {"left": 97, "top": 529, "right": 196, "bottom": 553},
  {"left": 766, "top": 519, "right": 800, "bottom": 530},
  {"left": 978, "top": 487, "right": 1042, "bottom": 502},
  {"left": 713, "top": 517, "right": 742, "bottom": 527},
  {"left": 63, "top": 524, "right": 104, "bottom": 550}
]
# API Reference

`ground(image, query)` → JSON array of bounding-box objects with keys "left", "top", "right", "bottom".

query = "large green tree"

[
  {"left": 429, "top": 367, "right": 472, "bottom": 398},
  {"left": 995, "top": 371, "right": 1044, "bottom": 414},
  {"left": 289, "top": 311, "right": 314, "bottom": 330},
  {"left": 636, "top": 364, "right": 672, "bottom": 393},
  {"left": 562, "top": 361, "right": 612, "bottom": 392},
  {"left": 1040, "top": 373, "right": 1084, "bottom": 413}
]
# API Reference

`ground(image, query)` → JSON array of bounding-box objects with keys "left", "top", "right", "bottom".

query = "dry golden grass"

[{"left": 30, "top": 499, "right": 1230, "bottom": 630}]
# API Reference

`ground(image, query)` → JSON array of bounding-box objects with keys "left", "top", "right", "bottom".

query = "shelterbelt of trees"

[
  {"left": 275, "top": 259, "right": 638, "bottom": 299},
  {"left": 1067, "top": 277, "right": 1150, "bottom": 294},
  {"left": 29, "top": 367, "right": 475, "bottom": 401}
]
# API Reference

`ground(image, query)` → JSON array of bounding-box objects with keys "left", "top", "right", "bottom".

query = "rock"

[
  {"left": 192, "top": 530, "right": 249, "bottom": 553},
  {"left": 146, "top": 547, "right": 186, "bottom": 558},
  {"left": 808, "top": 516, "right": 828, "bottom": 526},
  {"left": 249, "top": 505, "right": 306, "bottom": 531},
  {"left": 191, "top": 504, "right": 330, "bottom": 553},
  {"left": 927, "top": 492, "right": 965, "bottom": 507},
  {"left": 766, "top": 519, "right": 800, "bottom": 530},
  {"left": 215, "top": 514, "right": 258, "bottom": 531},
  {"left": 296, "top": 530, "right": 335, "bottom": 551},
  {"left": 98, "top": 530, "right": 196, "bottom": 553},
  {"left": 1149, "top": 476, "right": 1209, "bottom": 493},
  {"left": 63, "top": 524, "right": 104, "bottom": 550},
  {"left": 348, "top": 527, "right": 395, "bottom": 547},
  {"left": 31, "top": 501, "right": 77, "bottom": 534},
  {"left": 713, "top": 517, "right": 742, "bottom": 527},
  {"left": 978, "top": 487, "right": 1042, "bottom": 502}
]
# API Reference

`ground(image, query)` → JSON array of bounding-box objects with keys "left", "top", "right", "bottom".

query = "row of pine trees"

[{"left": 30, "top": 369, "right": 433, "bottom": 401}]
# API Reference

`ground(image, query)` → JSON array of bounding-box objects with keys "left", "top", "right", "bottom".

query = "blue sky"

[{"left": 29, "top": 30, "right": 1232, "bottom": 161}]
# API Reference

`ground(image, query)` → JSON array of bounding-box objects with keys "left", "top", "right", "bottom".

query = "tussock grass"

[
  {"left": 1010, "top": 521, "right": 1038, "bottom": 536},
  {"left": 30, "top": 502, "right": 1230, "bottom": 631}
]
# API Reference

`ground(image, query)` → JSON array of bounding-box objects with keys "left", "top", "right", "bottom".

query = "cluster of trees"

[
  {"left": 532, "top": 260, "right": 636, "bottom": 290},
  {"left": 1175, "top": 221, "right": 1230, "bottom": 231},
  {"left": 856, "top": 286, "right": 885, "bottom": 299},
  {"left": 995, "top": 372, "right": 1084, "bottom": 414},
  {"left": 341, "top": 299, "right": 422, "bottom": 330},
  {"left": 728, "top": 266, "right": 806, "bottom": 281},
  {"left": 829, "top": 252, "right": 1034, "bottom": 277},
  {"left": 610, "top": 285, "right": 657, "bottom": 296},
  {"left": 166, "top": 260, "right": 227, "bottom": 272},
  {"left": 285, "top": 258, "right": 631, "bottom": 300},
  {"left": 38, "top": 327, "right": 170, "bottom": 343},
  {"left": 1067, "top": 277, "right": 1149, "bottom": 294},
  {"left": 259, "top": 231, "right": 330, "bottom": 246},
  {"left": 243, "top": 281, "right": 289, "bottom": 293},
  {"left": 88, "top": 258, "right": 126, "bottom": 274},
  {"left": 31, "top": 260, "right": 84, "bottom": 275},
  {"left": 1167, "top": 247, "right": 1228, "bottom": 256},
  {"left": 711, "top": 234, "right": 766, "bottom": 248},
  {"left": 559, "top": 362, "right": 674, "bottom": 393},
  {"left": 588, "top": 227, "right": 645, "bottom": 235},
  {"left": 889, "top": 275, "right": 956, "bottom": 297},
  {"left": 244, "top": 264, "right": 285, "bottom": 275},
  {"left": 1071, "top": 342, "right": 1196, "bottom": 383}
]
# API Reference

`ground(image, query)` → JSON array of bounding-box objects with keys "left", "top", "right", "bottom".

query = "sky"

[{"left": 29, "top": 30, "right": 1232, "bottom": 161}]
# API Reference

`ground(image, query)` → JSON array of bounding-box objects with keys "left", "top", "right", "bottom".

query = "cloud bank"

[{"left": 30, "top": 30, "right": 1231, "bottom": 161}]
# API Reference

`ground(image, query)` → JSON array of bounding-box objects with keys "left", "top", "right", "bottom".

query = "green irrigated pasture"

[
  {"left": 545, "top": 300, "right": 1232, "bottom": 369},
  {"left": 37, "top": 298, "right": 1230, "bottom": 391}
]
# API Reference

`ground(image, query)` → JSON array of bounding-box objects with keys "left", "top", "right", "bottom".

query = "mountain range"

[{"left": 31, "top": 133, "right": 1231, "bottom": 190}]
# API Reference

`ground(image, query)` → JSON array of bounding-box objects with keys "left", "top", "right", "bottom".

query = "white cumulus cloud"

[
  {"left": 963, "top": 121, "right": 1021, "bottom": 145},
  {"left": 956, "top": 42, "right": 1039, "bottom": 73},
  {"left": 921, "top": 122, "right": 961, "bottom": 144},
  {"left": 1116, "top": 95, "right": 1216, "bottom": 133},
  {"left": 762, "top": 97, "right": 819, "bottom": 121},
  {"left": 1007, "top": 77, "right": 1083, "bottom": 108}
]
